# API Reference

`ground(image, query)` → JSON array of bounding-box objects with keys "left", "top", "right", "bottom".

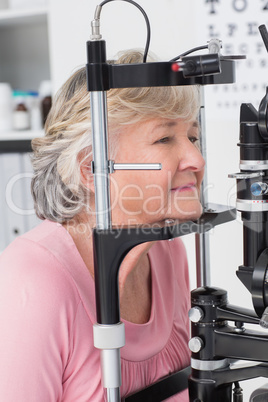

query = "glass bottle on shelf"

[
  {"left": 12, "top": 90, "right": 30, "bottom": 131},
  {"left": 39, "top": 80, "right": 52, "bottom": 127},
  {"left": 26, "top": 91, "right": 42, "bottom": 131}
]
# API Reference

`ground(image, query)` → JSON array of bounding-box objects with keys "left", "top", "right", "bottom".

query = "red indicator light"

[{"left": 171, "top": 63, "right": 180, "bottom": 72}]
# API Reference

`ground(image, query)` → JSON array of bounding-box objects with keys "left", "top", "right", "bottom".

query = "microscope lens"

[{"left": 250, "top": 182, "right": 268, "bottom": 196}]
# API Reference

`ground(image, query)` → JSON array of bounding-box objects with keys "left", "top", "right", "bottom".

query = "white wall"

[{"left": 48, "top": 1, "right": 268, "bottom": 398}]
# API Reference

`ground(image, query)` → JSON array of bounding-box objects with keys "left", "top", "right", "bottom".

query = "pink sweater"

[{"left": 0, "top": 220, "right": 190, "bottom": 401}]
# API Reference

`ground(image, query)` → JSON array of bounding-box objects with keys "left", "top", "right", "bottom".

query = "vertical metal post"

[
  {"left": 106, "top": 389, "right": 121, "bottom": 402},
  {"left": 195, "top": 87, "right": 211, "bottom": 287},
  {"left": 90, "top": 91, "right": 111, "bottom": 229},
  {"left": 90, "top": 91, "right": 122, "bottom": 402}
]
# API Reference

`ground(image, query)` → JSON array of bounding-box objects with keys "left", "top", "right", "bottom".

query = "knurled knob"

[
  {"left": 188, "top": 337, "right": 204, "bottom": 353},
  {"left": 188, "top": 306, "right": 204, "bottom": 323}
]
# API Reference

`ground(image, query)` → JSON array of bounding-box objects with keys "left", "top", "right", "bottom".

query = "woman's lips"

[{"left": 171, "top": 183, "right": 197, "bottom": 192}]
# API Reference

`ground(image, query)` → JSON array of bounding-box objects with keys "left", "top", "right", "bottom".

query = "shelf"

[
  {"left": 0, "top": 129, "right": 44, "bottom": 153},
  {"left": 0, "top": 6, "right": 48, "bottom": 26},
  {"left": 0, "top": 129, "right": 44, "bottom": 141}
]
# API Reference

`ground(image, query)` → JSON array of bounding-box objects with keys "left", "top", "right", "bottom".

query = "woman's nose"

[{"left": 178, "top": 142, "right": 205, "bottom": 172}]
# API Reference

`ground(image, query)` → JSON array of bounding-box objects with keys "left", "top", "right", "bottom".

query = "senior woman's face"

[{"left": 109, "top": 117, "right": 205, "bottom": 226}]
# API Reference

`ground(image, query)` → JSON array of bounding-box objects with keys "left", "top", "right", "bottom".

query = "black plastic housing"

[
  {"left": 93, "top": 207, "right": 236, "bottom": 324},
  {"left": 86, "top": 40, "right": 235, "bottom": 91}
]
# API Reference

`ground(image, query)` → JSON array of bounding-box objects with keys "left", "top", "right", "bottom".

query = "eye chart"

[{"left": 194, "top": 0, "right": 268, "bottom": 120}]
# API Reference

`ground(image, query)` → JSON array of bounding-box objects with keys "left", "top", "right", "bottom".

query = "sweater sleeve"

[{"left": 0, "top": 238, "right": 81, "bottom": 402}]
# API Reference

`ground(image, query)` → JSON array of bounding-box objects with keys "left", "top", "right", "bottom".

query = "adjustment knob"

[
  {"left": 188, "top": 306, "right": 204, "bottom": 323},
  {"left": 188, "top": 337, "right": 204, "bottom": 353},
  {"left": 251, "top": 182, "right": 268, "bottom": 196}
]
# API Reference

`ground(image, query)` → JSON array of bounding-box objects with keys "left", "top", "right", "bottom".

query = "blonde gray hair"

[{"left": 31, "top": 49, "right": 200, "bottom": 222}]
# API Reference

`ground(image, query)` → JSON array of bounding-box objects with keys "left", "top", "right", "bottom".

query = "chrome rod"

[
  {"left": 195, "top": 232, "right": 211, "bottom": 287},
  {"left": 90, "top": 91, "right": 121, "bottom": 402},
  {"left": 90, "top": 91, "right": 111, "bottom": 230},
  {"left": 195, "top": 87, "right": 211, "bottom": 287},
  {"left": 105, "top": 387, "right": 120, "bottom": 402},
  {"left": 101, "top": 348, "right": 122, "bottom": 401},
  {"left": 113, "top": 162, "right": 161, "bottom": 170}
]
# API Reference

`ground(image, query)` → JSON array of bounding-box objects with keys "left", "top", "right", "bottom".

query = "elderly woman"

[{"left": 0, "top": 50, "right": 204, "bottom": 401}]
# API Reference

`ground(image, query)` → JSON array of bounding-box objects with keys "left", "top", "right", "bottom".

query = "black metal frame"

[
  {"left": 86, "top": 34, "right": 248, "bottom": 401},
  {"left": 86, "top": 40, "right": 234, "bottom": 92},
  {"left": 93, "top": 205, "right": 236, "bottom": 325},
  {"left": 85, "top": 14, "right": 268, "bottom": 400}
]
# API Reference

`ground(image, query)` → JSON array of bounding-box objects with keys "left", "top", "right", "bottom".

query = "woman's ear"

[{"left": 78, "top": 148, "right": 95, "bottom": 193}]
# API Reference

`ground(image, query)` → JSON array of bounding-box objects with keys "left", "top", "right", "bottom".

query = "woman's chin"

[{"left": 168, "top": 201, "right": 203, "bottom": 223}]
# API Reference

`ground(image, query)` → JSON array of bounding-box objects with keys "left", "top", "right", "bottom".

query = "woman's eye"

[
  {"left": 189, "top": 136, "right": 199, "bottom": 144},
  {"left": 156, "top": 136, "right": 170, "bottom": 144}
]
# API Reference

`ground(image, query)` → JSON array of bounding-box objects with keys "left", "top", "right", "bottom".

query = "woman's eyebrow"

[
  {"left": 152, "top": 121, "right": 178, "bottom": 132},
  {"left": 152, "top": 120, "right": 200, "bottom": 134}
]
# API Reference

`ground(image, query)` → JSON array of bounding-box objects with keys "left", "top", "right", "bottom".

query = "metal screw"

[
  {"left": 188, "top": 337, "right": 204, "bottom": 353},
  {"left": 188, "top": 307, "right": 204, "bottom": 323}
]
